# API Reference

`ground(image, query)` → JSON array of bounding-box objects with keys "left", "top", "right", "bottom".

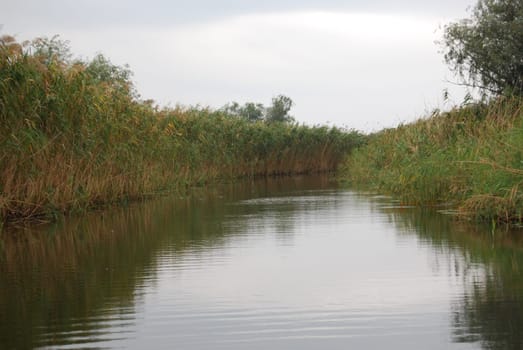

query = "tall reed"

[
  {"left": 0, "top": 35, "right": 364, "bottom": 223},
  {"left": 341, "top": 96, "right": 523, "bottom": 223}
]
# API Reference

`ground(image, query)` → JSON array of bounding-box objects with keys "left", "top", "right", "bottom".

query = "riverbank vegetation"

[
  {"left": 341, "top": 96, "right": 523, "bottom": 223},
  {"left": 342, "top": 0, "right": 523, "bottom": 224},
  {"left": 0, "top": 35, "right": 364, "bottom": 223}
]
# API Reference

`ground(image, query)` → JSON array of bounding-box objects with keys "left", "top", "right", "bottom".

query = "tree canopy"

[
  {"left": 266, "top": 95, "right": 294, "bottom": 124},
  {"left": 222, "top": 94, "right": 294, "bottom": 124},
  {"left": 442, "top": 0, "right": 523, "bottom": 96}
]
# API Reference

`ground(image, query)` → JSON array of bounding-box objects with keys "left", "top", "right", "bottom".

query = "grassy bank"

[
  {"left": 340, "top": 96, "right": 523, "bottom": 224},
  {"left": 0, "top": 36, "right": 364, "bottom": 223}
]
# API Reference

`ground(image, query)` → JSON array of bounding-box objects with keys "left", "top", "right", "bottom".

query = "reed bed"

[
  {"left": 0, "top": 36, "right": 364, "bottom": 223},
  {"left": 341, "top": 96, "right": 523, "bottom": 224}
]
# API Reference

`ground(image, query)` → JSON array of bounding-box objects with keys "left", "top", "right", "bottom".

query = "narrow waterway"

[{"left": 1, "top": 176, "right": 523, "bottom": 349}]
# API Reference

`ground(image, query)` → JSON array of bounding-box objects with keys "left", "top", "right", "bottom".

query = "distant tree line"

[{"left": 222, "top": 95, "right": 295, "bottom": 124}]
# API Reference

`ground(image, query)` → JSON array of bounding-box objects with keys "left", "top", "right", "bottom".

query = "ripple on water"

[{"left": 1, "top": 182, "right": 516, "bottom": 350}]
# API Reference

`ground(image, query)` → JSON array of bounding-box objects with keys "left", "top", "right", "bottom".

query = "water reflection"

[
  {"left": 0, "top": 176, "right": 335, "bottom": 349},
  {"left": 376, "top": 203, "right": 523, "bottom": 350},
  {"left": 0, "top": 177, "right": 523, "bottom": 349}
]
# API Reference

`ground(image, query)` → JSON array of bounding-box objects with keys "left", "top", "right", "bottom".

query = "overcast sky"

[{"left": 3, "top": 0, "right": 477, "bottom": 131}]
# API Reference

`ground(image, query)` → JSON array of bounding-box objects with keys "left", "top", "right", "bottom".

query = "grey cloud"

[{"left": 4, "top": 0, "right": 475, "bottom": 33}]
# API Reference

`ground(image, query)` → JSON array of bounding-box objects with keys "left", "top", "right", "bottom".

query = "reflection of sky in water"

[
  {"left": 127, "top": 191, "right": 482, "bottom": 349},
  {"left": 2, "top": 180, "right": 513, "bottom": 349},
  {"left": 154, "top": 192, "right": 470, "bottom": 309}
]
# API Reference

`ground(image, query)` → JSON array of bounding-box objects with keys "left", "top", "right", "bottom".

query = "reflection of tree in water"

[
  {"left": 0, "top": 176, "right": 336, "bottom": 349},
  {"left": 379, "top": 204, "right": 523, "bottom": 350}
]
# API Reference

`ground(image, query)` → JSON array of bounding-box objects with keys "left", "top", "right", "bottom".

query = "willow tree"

[{"left": 442, "top": 0, "right": 523, "bottom": 95}]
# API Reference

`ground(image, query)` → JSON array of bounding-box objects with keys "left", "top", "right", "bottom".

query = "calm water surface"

[{"left": 1, "top": 177, "right": 523, "bottom": 349}]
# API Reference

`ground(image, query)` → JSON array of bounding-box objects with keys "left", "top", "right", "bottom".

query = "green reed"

[
  {"left": 341, "top": 96, "right": 523, "bottom": 224},
  {"left": 0, "top": 35, "right": 364, "bottom": 223}
]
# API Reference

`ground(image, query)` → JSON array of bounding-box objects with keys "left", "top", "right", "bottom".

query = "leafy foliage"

[
  {"left": 266, "top": 95, "right": 294, "bottom": 123},
  {"left": 442, "top": 0, "right": 523, "bottom": 95},
  {"left": 221, "top": 101, "right": 265, "bottom": 122},
  {"left": 222, "top": 94, "right": 295, "bottom": 123}
]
